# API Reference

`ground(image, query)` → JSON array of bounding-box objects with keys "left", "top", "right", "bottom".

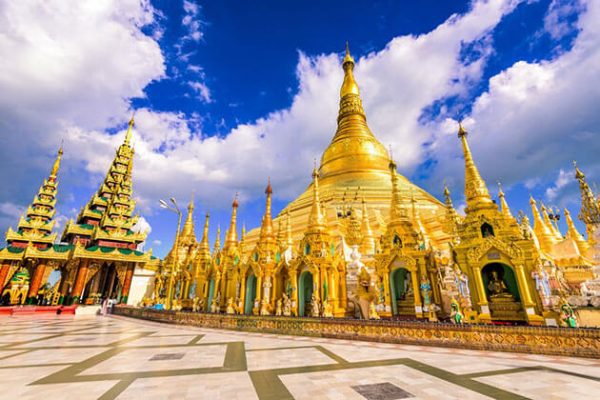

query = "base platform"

[
  {"left": 0, "top": 305, "right": 78, "bottom": 316},
  {"left": 114, "top": 305, "right": 600, "bottom": 359}
]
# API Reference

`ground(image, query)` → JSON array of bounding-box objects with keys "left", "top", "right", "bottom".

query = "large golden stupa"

[{"left": 245, "top": 43, "right": 448, "bottom": 249}]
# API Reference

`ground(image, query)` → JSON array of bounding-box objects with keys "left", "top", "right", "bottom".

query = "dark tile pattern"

[
  {"left": 149, "top": 352, "right": 185, "bottom": 361},
  {"left": 352, "top": 382, "right": 414, "bottom": 400}
]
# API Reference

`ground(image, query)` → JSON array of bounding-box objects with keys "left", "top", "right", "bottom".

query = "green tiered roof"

[
  {"left": 5, "top": 146, "right": 63, "bottom": 247},
  {"left": 61, "top": 117, "right": 148, "bottom": 248}
]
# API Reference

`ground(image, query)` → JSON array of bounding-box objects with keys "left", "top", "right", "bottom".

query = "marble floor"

[{"left": 0, "top": 315, "right": 598, "bottom": 400}]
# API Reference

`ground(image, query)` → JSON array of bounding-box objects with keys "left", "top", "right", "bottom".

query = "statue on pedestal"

[
  {"left": 275, "top": 298, "right": 283, "bottom": 316},
  {"left": 310, "top": 294, "right": 320, "bottom": 317},
  {"left": 282, "top": 293, "right": 292, "bottom": 316},
  {"left": 488, "top": 271, "right": 513, "bottom": 299},
  {"left": 226, "top": 297, "right": 236, "bottom": 314}
]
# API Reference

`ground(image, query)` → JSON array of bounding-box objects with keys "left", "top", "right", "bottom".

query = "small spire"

[
  {"left": 443, "top": 184, "right": 453, "bottom": 207},
  {"left": 50, "top": 144, "right": 64, "bottom": 179},
  {"left": 457, "top": 122, "right": 493, "bottom": 213},
  {"left": 529, "top": 196, "right": 557, "bottom": 252},
  {"left": 573, "top": 162, "right": 600, "bottom": 228},
  {"left": 540, "top": 202, "right": 562, "bottom": 240},
  {"left": 389, "top": 155, "right": 403, "bottom": 222},
  {"left": 343, "top": 41, "right": 355, "bottom": 65},
  {"left": 198, "top": 212, "right": 210, "bottom": 254},
  {"left": 124, "top": 113, "right": 135, "bottom": 146},
  {"left": 180, "top": 194, "right": 196, "bottom": 242},
  {"left": 213, "top": 224, "right": 221, "bottom": 252},
  {"left": 497, "top": 182, "right": 513, "bottom": 219},
  {"left": 573, "top": 160, "right": 585, "bottom": 181},
  {"left": 564, "top": 208, "right": 589, "bottom": 254},
  {"left": 340, "top": 42, "right": 360, "bottom": 98},
  {"left": 361, "top": 198, "right": 375, "bottom": 254},
  {"left": 259, "top": 179, "right": 275, "bottom": 243},
  {"left": 308, "top": 167, "right": 325, "bottom": 231},
  {"left": 224, "top": 194, "right": 239, "bottom": 248}
]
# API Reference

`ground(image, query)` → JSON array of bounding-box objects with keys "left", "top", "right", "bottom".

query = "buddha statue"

[{"left": 487, "top": 271, "right": 513, "bottom": 299}]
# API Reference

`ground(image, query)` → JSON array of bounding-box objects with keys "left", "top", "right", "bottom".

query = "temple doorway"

[
  {"left": 207, "top": 278, "right": 215, "bottom": 311},
  {"left": 298, "top": 270, "right": 313, "bottom": 317},
  {"left": 244, "top": 273, "right": 257, "bottom": 315},
  {"left": 481, "top": 263, "right": 525, "bottom": 321},
  {"left": 389, "top": 267, "right": 414, "bottom": 316}
]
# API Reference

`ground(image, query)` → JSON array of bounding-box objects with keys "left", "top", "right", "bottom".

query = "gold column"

[
  {"left": 239, "top": 273, "right": 246, "bottom": 311},
  {"left": 255, "top": 274, "right": 262, "bottom": 305},
  {"left": 290, "top": 270, "right": 298, "bottom": 316},
  {"left": 515, "top": 264, "right": 534, "bottom": 306},
  {"left": 410, "top": 268, "right": 423, "bottom": 317},
  {"left": 339, "top": 267, "right": 347, "bottom": 310},
  {"left": 472, "top": 266, "right": 490, "bottom": 317},
  {"left": 382, "top": 270, "right": 391, "bottom": 307}
]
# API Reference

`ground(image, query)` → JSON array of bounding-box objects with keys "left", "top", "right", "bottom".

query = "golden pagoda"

[{"left": 172, "top": 44, "right": 597, "bottom": 326}]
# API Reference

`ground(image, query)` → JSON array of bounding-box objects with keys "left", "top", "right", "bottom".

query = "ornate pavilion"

[
  {"left": 155, "top": 45, "right": 599, "bottom": 326},
  {"left": 0, "top": 119, "right": 157, "bottom": 306}
]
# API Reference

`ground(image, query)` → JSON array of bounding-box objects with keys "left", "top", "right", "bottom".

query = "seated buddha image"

[{"left": 487, "top": 270, "right": 514, "bottom": 300}]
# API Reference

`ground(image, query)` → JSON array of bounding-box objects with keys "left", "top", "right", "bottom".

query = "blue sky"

[{"left": 1, "top": 0, "right": 599, "bottom": 257}]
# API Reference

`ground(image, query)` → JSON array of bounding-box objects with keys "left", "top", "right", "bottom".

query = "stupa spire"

[
  {"left": 124, "top": 114, "right": 135, "bottom": 146},
  {"left": 50, "top": 144, "right": 63, "bottom": 180},
  {"left": 574, "top": 161, "right": 600, "bottom": 232},
  {"left": 319, "top": 43, "right": 390, "bottom": 181},
  {"left": 540, "top": 202, "right": 562, "bottom": 241},
  {"left": 259, "top": 179, "right": 275, "bottom": 243},
  {"left": 530, "top": 196, "right": 557, "bottom": 252},
  {"left": 224, "top": 194, "right": 239, "bottom": 249},
  {"left": 497, "top": 183, "right": 514, "bottom": 219},
  {"left": 6, "top": 145, "right": 64, "bottom": 247},
  {"left": 388, "top": 156, "right": 404, "bottom": 222},
  {"left": 213, "top": 224, "right": 221, "bottom": 252},
  {"left": 197, "top": 212, "right": 210, "bottom": 256},
  {"left": 361, "top": 198, "right": 375, "bottom": 254},
  {"left": 180, "top": 194, "right": 196, "bottom": 243},
  {"left": 564, "top": 208, "right": 589, "bottom": 254},
  {"left": 308, "top": 163, "right": 326, "bottom": 232},
  {"left": 458, "top": 123, "right": 494, "bottom": 213}
]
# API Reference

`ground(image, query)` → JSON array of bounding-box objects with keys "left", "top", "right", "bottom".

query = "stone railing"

[{"left": 114, "top": 306, "right": 600, "bottom": 358}]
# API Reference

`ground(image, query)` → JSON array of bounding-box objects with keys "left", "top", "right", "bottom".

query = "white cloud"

[
  {"left": 82, "top": 0, "right": 519, "bottom": 211},
  {"left": 188, "top": 80, "right": 212, "bottom": 103},
  {"left": 545, "top": 168, "right": 571, "bottom": 200},
  {"left": 544, "top": 0, "right": 584, "bottom": 41},
  {"left": 0, "top": 0, "right": 165, "bottom": 212},
  {"left": 427, "top": 0, "right": 600, "bottom": 206},
  {"left": 182, "top": 0, "right": 202, "bottom": 42}
]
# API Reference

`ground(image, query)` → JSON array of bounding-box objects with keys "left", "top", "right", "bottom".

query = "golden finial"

[
  {"left": 573, "top": 160, "right": 585, "bottom": 180},
  {"left": 266, "top": 177, "right": 272, "bottom": 195},
  {"left": 124, "top": 113, "right": 135, "bottom": 146},
  {"left": 50, "top": 142, "right": 64, "bottom": 178},
  {"left": 340, "top": 42, "right": 359, "bottom": 97},
  {"left": 259, "top": 178, "right": 275, "bottom": 242},
  {"left": 343, "top": 41, "right": 355, "bottom": 65},
  {"left": 457, "top": 120, "right": 467, "bottom": 138}
]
